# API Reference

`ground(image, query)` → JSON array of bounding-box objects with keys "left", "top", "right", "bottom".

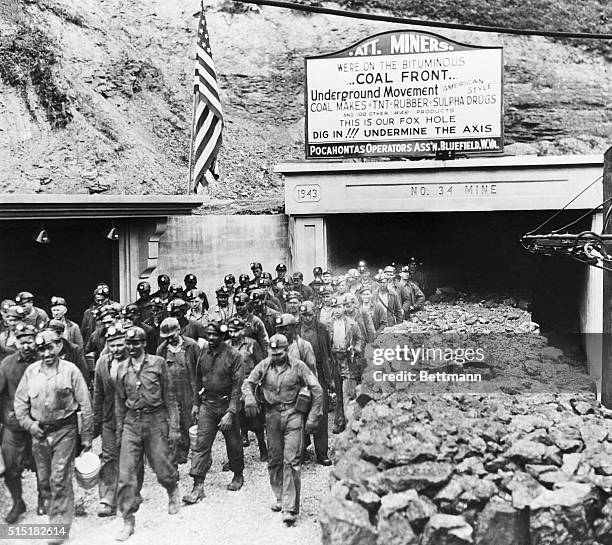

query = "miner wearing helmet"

[
  {"left": 114, "top": 326, "right": 181, "bottom": 540},
  {"left": 208, "top": 287, "right": 234, "bottom": 324},
  {"left": 183, "top": 321, "right": 245, "bottom": 504},
  {"left": 0, "top": 305, "right": 26, "bottom": 362},
  {"left": 80, "top": 283, "right": 115, "bottom": 347},
  {"left": 14, "top": 329, "right": 93, "bottom": 532},
  {"left": 15, "top": 291, "right": 49, "bottom": 330},
  {"left": 234, "top": 292, "right": 269, "bottom": 353},
  {"left": 226, "top": 316, "right": 267, "bottom": 459},
  {"left": 274, "top": 314, "right": 317, "bottom": 375},
  {"left": 151, "top": 274, "right": 172, "bottom": 304},
  {"left": 166, "top": 299, "right": 207, "bottom": 346},
  {"left": 0, "top": 324, "right": 44, "bottom": 523},
  {"left": 156, "top": 317, "right": 201, "bottom": 465},
  {"left": 50, "top": 296, "right": 83, "bottom": 348},
  {"left": 242, "top": 333, "right": 323, "bottom": 526}
]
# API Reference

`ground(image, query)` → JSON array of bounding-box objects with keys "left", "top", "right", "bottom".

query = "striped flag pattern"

[{"left": 192, "top": 7, "right": 223, "bottom": 193}]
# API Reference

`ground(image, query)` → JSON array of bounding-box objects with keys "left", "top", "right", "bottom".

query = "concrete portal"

[{"left": 278, "top": 154, "right": 604, "bottom": 390}]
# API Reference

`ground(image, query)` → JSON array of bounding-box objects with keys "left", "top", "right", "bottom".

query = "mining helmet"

[
  {"left": 184, "top": 273, "right": 197, "bottom": 285},
  {"left": 285, "top": 291, "right": 301, "bottom": 302},
  {"left": 167, "top": 298, "right": 187, "bottom": 315},
  {"left": 137, "top": 281, "right": 151, "bottom": 293},
  {"left": 205, "top": 320, "right": 228, "bottom": 334},
  {"left": 1, "top": 299, "right": 16, "bottom": 312},
  {"left": 312, "top": 267, "right": 323, "bottom": 276},
  {"left": 234, "top": 293, "right": 249, "bottom": 305},
  {"left": 228, "top": 316, "right": 246, "bottom": 330},
  {"left": 224, "top": 274, "right": 236, "bottom": 285},
  {"left": 269, "top": 333, "right": 289, "bottom": 350},
  {"left": 184, "top": 289, "right": 199, "bottom": 302},
  {"left": 125, "top": 327, "right": 146, "bottom": 341},
  {"left": 157, "top": 274, "right": 170, "bottom": 286},
  {"left": 238, "top": 274, "right": 250, "bottom": 285},
  {"left": 275, "top": 263, "right": 287, "bottom": 272},
  {"left": 216, "top": 286, "right": 230, "bottom": 298},
  {"left": 275, "top": 313, "right": 297, "bottom": 328},
  {"left": 50, "top": 296, "right": 67, "bottom": 307},
  {"left": 35, "top": 329, "right": 60, "bottom": 349},
  {"left": 15, "top": 291, "right": 34, "bottom": 303},
  {"left": 15, "top": 323, "right": 37, "bottom": 339},
  {"left": 159, "top": 317, "right": 181, "bottom": 338},
  {"left": 105, "top": 322, "right": 127, "bottom": 341},
  {"left": 48, "top": 319, "right": 66, "bottom": 334},
  {"left": 250, "top": 262, "right": 262, "bottom": 270}
]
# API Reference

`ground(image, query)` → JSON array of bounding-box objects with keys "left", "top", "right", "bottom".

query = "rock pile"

[
  {"left": 321, "top": 393, "right": 612, "bottom": 545},
  {"left": 364, "top": 300, "right": 594, "bottom": 396}
]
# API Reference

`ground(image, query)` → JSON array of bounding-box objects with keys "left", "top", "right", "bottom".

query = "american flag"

[{"left": 192, "top": 7, "right": 223, "bottom": 193}]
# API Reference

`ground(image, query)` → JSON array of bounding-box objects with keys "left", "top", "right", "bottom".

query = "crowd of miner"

[{"left": 0, "top": 259, "right": 426, "bottom": 543}]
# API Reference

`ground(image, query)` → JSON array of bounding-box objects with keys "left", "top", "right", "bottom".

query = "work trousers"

[
  {"left": 117, "top": 410, "right": 178, "bottom": 518},
  {"left": 265, "top": 407, "right": 304, "bottom": 514},
  {"left": 2, "top": 426, "right": 38, "bottom": 500},
  {"left": 304, "top": 387, "right": 328, "bottom": 459},
  {"left": 331, "top": 352, "right": 355, "bottom": 428},
  {"left": 32, "top": 424, "right": 77, "bottom": 525},
  {"left": 190, "top": 401, "right": 244, "bottom": 478}
]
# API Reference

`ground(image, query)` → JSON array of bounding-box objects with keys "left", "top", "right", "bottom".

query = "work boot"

[
  {"left": 241, "top": 431, "right": 250, "bottom": 447},
  {"left": 97, "top": 503, "right": 117, "bottom": 517},
  {"left": 37, "top": 495, "right": 47, "bottom": 515},
  {"left": 282, "top": 511, "right": 297, "bottom": 525},
  {"left": 115, "top": 516, "right": 135, "bottom": 542},
  {"left": 227, "top": 473, "right": 244, "bottom": 491},
  {"left": 259, "top": 444, "right": 269, "bottom": 462},
  {"left": 168, "top": 486, "right": 180, "bottom": 515},
  {"left": 270, "top": 499, "right": 282, "bottom": 512},
  {"left": 5, "top": 499, "right": 26, "bottom": 524},
  {"left": 317, "top": 457, "right": 332, "bottom": 466},
  {"left": 182, "top": 479, "right": 206, "bottom": 504},
  {"left": 221, "top": 460, "right": 231, "bottom": 472}
]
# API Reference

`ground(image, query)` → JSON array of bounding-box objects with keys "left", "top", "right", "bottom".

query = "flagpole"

[{"left": 187, "top": 91, "right": 197, "bottom": 195}]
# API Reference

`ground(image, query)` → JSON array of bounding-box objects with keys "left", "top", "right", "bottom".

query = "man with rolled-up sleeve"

[{"left": 13, "top": 329, "right": 93, "bottom": 543}]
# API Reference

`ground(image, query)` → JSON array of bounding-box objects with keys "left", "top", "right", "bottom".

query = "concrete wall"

[
  {"left": 579, "top": 212, "right": 603, "bottom": 395},
  {"left": 156, "top": 215, "right": 289, "bottom": 301}
]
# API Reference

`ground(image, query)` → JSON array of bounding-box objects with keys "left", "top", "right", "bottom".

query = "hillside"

[{"left": 0, "top": 0, "right": 611, "bottom": 212}]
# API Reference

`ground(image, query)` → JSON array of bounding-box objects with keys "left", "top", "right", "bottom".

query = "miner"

[
  {"left": 183, "top": 321, "right": 245, "bottom": 504},
  {"left": 0, "top": 324, "right": 44, "bottom": 523},
  {"left": 14, "top": 329, "right": 93, "bottom": 537},
  {"left": 156, "top": 317, "right": 201, "bottom": 465},
  {"left": 15, "top": 291, "right": 49, "bottom": 330},
  {"left": 234, "top": 292, "right": 269, "bottom": 353},
  {"left": 114, "top": 326, "right": 181, "bottom": 541},
  {"left": 50, "top": 296, "right": 83, "bottom": 348},
  {"left": 243, "top": 334, "right": 323, "bottom": 525}
]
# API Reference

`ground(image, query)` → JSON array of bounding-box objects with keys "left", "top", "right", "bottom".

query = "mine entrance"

[
  {"left": 0, "top": 219, "right": 119, "bottom": 323},
  {"left": 326, "top": 210, "right": 592, "bottom": 335}
]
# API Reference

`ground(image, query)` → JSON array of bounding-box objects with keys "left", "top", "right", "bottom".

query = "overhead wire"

[{"left": 234, "top": 0, "right": 612, "bottom": 40}]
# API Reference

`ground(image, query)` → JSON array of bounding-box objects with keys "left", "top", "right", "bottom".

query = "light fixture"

[
  {"left": 35, "top": 227, "right": 50, "bottom": 244},
  {"left": 106, "top": 226, "right": 119, "bottom": 241}
]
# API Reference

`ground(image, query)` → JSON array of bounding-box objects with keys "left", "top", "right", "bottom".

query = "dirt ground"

[{"left": 1, "top": 425, "right": 334, "bottom": 545}]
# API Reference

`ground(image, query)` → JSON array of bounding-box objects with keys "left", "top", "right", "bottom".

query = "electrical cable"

[
  {"left": 524, "top": 176, "right": 602, "bottom": 236},
  {"left": 234, "top": 0, "right": 612, "bottom": 40},
  {"left": 550, "top": 196, "right": 612, "bottom": 234}
]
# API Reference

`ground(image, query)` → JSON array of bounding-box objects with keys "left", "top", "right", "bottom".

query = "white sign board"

[{"left": 305, "top": 30, "right": 503, "bottom": 159}]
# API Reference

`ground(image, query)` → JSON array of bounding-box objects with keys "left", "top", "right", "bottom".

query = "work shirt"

[
  {"left": 93, "top": 353, "right": 126, "bottom": 428},
  {"left": 242, "top": 312, "right": 269, "bottom": 352},
  {"left": 0, "top": 352, "right": 36, "bottom": 430},
  {"left": 287, "top": 336, "right": 317, "bottom": 376},
  {"left": 13, "top": 358, "right": 93, "bottom": 439},
  {"left": 60, "top": 319, "right": 84, "bottom": 348},
  {"left": 299, "top": 321, "right": 332, "bottom": 386},
  {"left": 24, "top": 306, "right": 49, "bottom": 329},
  {"left": 229, "top": 336, "right": 264, "bottom": 376},
  {"left": 115, "top": 354, "right": 179, "bottom": 439},
  {"left": 318, "top": 305, "right": 334, "bottom": 328},
  {"left": 208, "top": 305, "right": 233, "bottom": 324},
  {"left": 327, "top": 316, "right": 363, "bottom": 353},
  {"left": 193, "top": 342, "right": 244, "bottom": 415},
  {"left": 242, "top": 355, "right": 323, "bottom": 424},
  {"left": 59, "top": 338, "right": 91, "bottom": 389},
  {"left": 294, "top": 283, "right": 314, "bottom": 302},
  {"left": 0, "top": 329, "right": 18, "bottom": 362}
]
